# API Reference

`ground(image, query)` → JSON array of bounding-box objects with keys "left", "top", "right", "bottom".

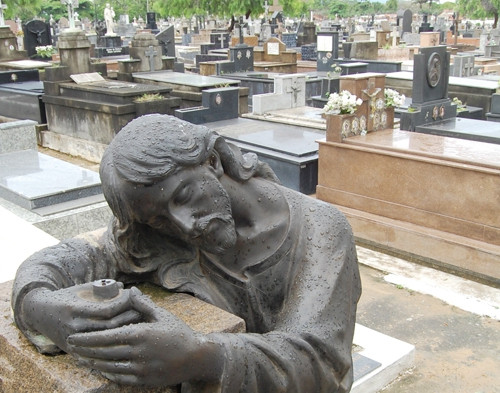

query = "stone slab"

[
  {"left": 0, "top": 60, "right": 52, "bottom": 70},
  {"left": 0, "top": 150, "right": 103, "bottom": 212},
  {"left": 252, "top": 74, "right": 307, "bottom": 115},
  {"left": 175, "top": 87, "right": 239, "bottom": 124},
  {"left": 0, "top": 205, "right": 59, "bottom": 284},
  {"left": 0, "top": 120, "right": 38, "bottom": 154},
  {"left": 351, "top": 324, "right": 415, "bottom": 393},
  {"left": 132, "top": 71, "right": 239, "bottom": 89},
  {"left": 0, "top": 278, "right": 245, "bottom": 393},
  {"left": 385, "top": 71, "right": 498, "bottom": 114},
  {"left": 415, "top": 117, "right": 500, "bottom": 144},
  {"left": 243, "top": 106, "right": 326, "bottom": 130},
  {"left": 58, "top": 80, "right": 171, "bottom": 101}
]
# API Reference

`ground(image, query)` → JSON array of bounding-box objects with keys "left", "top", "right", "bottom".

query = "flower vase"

[
  {"left": 383, "top": 106, "right": 395, "bottom": 130},
  {"left": 325, "top": 112, "right": 358, "bottom": 143}
]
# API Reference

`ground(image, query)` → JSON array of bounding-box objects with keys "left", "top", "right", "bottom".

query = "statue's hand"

[
  {"left": 67, "top": 287, "right": 218, "bottom": 387},
  {"left": 23, "top": 283, "right": 142, "bottom": 353}
]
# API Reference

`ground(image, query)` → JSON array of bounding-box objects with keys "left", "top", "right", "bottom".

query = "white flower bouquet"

[
  {"left": 384, "top": 88, "right": 405, "bottom": 108},
  {"left": 35, "top": 45, "right": 56, "bottom": 58},
  {"left": 323, "top": 90, "right": 363, "bottom": 115}
]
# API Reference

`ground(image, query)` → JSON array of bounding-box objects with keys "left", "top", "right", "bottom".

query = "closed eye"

[{"left": 173, "top": 184, "right": 192, "bottom": 205}]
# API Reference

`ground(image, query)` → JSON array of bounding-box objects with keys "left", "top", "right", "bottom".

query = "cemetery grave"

[
  {"left": 0, "top": 119, "right": 110, "bottom": 239},
  {"left": 0, "top": 69, "right": 46, "bottom": 123},
  {"left": 206, "top": 117, "right": 322, "bottom": 194},
  {"left": 0, "top": 5, "right": 499, "bottom": 391},
  {"left": 131, "top": 71, "right": 248, "bottom": 114}
]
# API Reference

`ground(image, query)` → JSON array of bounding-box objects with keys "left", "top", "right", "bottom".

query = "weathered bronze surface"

[{"left": 12, "top": 114, "right": 361, "bottom": 392}]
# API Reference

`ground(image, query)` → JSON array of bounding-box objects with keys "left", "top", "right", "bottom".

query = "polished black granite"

[
  {"left": 415, "top": 118, "right": 500, "bottom": 145},
  {"left": 206, "top": 118, "right": 322, "bottom": 194}
]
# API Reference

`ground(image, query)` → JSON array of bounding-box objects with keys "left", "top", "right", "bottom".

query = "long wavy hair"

[{"left": 99, "top": 114, "right": 279, "bottom": 274}]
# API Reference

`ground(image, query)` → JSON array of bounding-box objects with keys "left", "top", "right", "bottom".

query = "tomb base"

[
  {"left": 400, "top": 99, "right": 457, "bottom": 131},
  {"left": 317, "top": 129, "right": 500, "bottom": 286}
]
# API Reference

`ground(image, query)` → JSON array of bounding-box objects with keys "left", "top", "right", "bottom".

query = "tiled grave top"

[
  {"left": 132, "top": 71, "right": 239, "bottom": 88},
  {"left": 386, "top": 71, "right": 499, "bottom": 89},
  {"left": 58, "top": 80, "right": 170, "bottom": 97},
  {"left": 345, "top": 129, "right": 500, "bottom": 168},
  {"left": 206, "top": 118, "right": 322, "bottom": 157}
]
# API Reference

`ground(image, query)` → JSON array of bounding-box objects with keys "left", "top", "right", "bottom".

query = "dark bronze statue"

[{"left": 12, "top": 114, "right": 361, "bottom": 392}]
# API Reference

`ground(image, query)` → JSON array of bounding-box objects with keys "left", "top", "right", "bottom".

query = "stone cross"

[
  {"left": 463, "top": 59, "right": 474, "bottom": 77},
  {"left": 145, "top": 45, "right": 158, "bottom": 71},
  {"left": 391, "top": 27, "right": 399, "bottom": 47},
  {"left": 236, "top": 16, "right": 246, "bottom": 46},
  {"left": 61, "top": 0, "right": 79, "bottom": 29},
  {"left": 0, "top": 0, "right": 7, "bottom": 27}
]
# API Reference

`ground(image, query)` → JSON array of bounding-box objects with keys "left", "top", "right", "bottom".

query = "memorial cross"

[
  {"left": 145, "top": 45, "right": 158, "bottom": 71},
  {"left": 462, "top": 58, "right": 474, "bottom": 77},
  {"left": 390, "top": 27, "right": 399, "bottom": 47},
  {"left": 61, "top": 0, "right": 79, "bottom": 29},
  {"left": 286, "top": 78, "right": 302, "bottom": 105},
  {"left": 362, "top": 80, "right": 382, "bottom": 115}
]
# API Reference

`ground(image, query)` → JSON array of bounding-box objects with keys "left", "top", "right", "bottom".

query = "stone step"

[{"left": 339, "top": 205, "right": 500, "bottom": 287}]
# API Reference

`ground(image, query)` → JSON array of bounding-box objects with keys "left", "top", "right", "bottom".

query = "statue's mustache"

[{"left": 192, "top": 214, "right": 235, "bottom": 238}]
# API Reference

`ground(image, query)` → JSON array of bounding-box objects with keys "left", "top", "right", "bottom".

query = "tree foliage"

[
  {"left": 385, "top": 0, "right": 398, "bottom": 13},
  {"left": 4, "top": 0, "right": 148, "bottom": 23},
  {"left": 457, "top": 0, "right": 499, "bottom": 27}
]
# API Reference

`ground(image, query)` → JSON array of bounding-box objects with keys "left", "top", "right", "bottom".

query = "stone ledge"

[{"left": 0, "top": 280, "right": 245, "bottom": 393}]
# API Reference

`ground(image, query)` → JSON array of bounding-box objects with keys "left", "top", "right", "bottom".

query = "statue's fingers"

[
  {"left": 68, "top": 310, "right": 143, "bottom": 333},
  {"left": 68, "top": 324, "right": 136, "bottom": 347},
  {"left": 71, "top": 343, "right": 133, "bottom": 360}
]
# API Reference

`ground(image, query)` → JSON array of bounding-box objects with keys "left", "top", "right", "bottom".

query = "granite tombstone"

[
  {"left": 156, "top": 26, "right": 175, "bottom": 56},
  {"left": 316, "top": 30, "right": 340, "bottom": 72},
  {"left": 400, "top": 45, "right": 457, "bottom": 131},
  {"left": 23, "top": 20, "right": 52, "bottom": 58}
]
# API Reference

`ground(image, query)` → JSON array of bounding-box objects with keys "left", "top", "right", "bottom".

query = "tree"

[
  {"left": 153, "top": 0, "right": 261, "bottom": 19},
  {"left": 457, "top": 0, "right": 499, "bottom": 27},
  {"left": 4, "top": 0, "right": 44, "bottom": 21},
  {"left": 385, "top": 0, "right": 398, "bottom": 13}
]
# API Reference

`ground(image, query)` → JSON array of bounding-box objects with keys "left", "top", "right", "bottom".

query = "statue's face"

[{"left": 124, "top": 158, "right": 237, "bottom": 255}]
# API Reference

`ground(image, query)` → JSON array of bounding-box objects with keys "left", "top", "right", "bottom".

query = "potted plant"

[
  {"left": 323, "top": 90, "right": 363, "bottom": 142},
  {"left": 134, "top": 93, "right": 170, "bottom": 117},
  {"left": 35, "top": 45, "right": 57, "bottom": 60}
]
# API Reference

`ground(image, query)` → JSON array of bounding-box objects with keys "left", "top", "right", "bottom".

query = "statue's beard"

[{"left": 192, "top": 214, "right": 237, "bottom": 255}]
